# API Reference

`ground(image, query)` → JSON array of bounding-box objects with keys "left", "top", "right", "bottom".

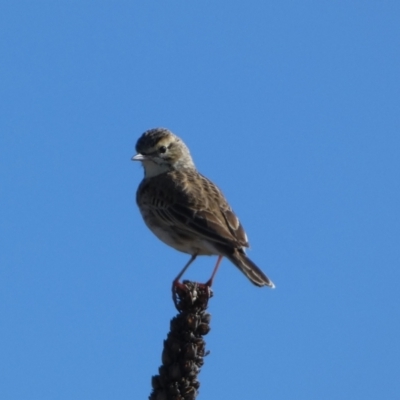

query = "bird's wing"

[{"left": 143, "top": 169, "right": 249, "bottom": 249}]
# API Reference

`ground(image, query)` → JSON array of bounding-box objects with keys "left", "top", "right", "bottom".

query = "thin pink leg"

[
  {"left": 173, "top": 254, "right": 197, "bottom": 286},
  {"left": 204, "top": 255, "right": 223, "bottom": 287}
]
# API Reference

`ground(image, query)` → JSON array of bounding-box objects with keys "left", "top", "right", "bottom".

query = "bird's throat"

[{"left": 142, "top": 160, "right": 171, "bottom": 178}]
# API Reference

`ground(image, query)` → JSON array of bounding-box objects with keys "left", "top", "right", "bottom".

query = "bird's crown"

[{"left": 135, "top": 128, "right": 174, "bottom": 155}]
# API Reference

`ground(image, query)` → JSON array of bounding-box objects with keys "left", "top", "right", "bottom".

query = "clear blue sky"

[{"left": 1, "top": 2, "right": 399, "bottom": 399}]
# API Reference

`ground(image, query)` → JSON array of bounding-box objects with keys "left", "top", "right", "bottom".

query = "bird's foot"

[{"left": 172, "top": 279, "right": 187, "bottom": 310}]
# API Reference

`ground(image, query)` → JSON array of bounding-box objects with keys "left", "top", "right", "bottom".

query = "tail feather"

[{"left": 227, "top": 250, "right": 275, "bottom": 288}]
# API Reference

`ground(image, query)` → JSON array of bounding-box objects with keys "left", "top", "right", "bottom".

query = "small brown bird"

[{"left": 132, "top": 128, "right": 275, "bottom": 289}]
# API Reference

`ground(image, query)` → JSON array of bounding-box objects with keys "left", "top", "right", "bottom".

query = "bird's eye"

[{"left": 159, "top": 146, "right": 167, "bottom": 154}]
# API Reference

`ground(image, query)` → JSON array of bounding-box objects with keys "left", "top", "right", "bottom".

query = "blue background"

[{"left": 1, "top": 2, "right": 399, "bottom": 399}]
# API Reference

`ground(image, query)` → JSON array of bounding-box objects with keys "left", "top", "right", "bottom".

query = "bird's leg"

[
  {"left": 173, "top": 254, "right": 198, "bottom": 285},
  {"left": 172, "top": 254, "right": 197, "bottom": 308},
  {"left": 204, "top": 255, "right": 223, "bottom": 287}
]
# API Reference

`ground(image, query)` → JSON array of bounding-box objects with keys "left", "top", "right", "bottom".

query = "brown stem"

[{"left": 149, "top": 281, "right": 213, "bottom": 400}]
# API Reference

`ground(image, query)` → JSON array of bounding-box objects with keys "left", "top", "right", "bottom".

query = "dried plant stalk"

[{"left": 149, "top": 281, "right": 212, "bottom": 400}]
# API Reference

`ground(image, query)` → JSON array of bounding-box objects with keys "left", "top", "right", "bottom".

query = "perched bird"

[{"left": 132, "top": 127, "right": 275, "bottom": 290}]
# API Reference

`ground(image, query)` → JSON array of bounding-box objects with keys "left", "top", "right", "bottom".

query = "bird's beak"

[{"left": 131, "top": 153, "right": 147, "bottom": 161}]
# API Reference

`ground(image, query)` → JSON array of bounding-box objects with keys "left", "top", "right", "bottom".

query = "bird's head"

[{"left": 132, "top": 128, "right": 195, "bottom": 178}]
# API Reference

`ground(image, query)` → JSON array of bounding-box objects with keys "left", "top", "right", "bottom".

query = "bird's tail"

[{"left": 227, "top": 250, "right": 275, "bottom": 288}]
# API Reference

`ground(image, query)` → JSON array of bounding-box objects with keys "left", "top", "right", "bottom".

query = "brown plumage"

[{"left": 132, "top": 128, "right": 274, "bottom": 288}]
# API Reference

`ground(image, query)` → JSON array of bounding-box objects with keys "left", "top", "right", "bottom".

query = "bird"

[{"left": 132, "top": 127, "right": 275, "bottom": 291}]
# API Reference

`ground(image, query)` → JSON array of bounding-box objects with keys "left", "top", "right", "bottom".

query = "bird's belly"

[{"left": 148, "top": 224, "right": 217, "bottom": 256}]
